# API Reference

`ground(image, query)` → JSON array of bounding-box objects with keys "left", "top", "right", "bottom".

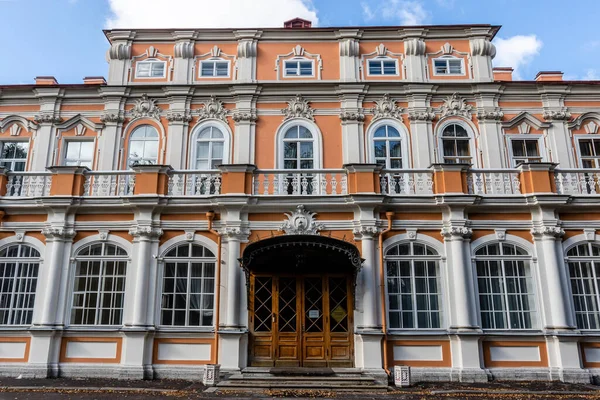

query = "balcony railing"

[
  {"left": 253, "top": 169, "right": 348, "bottom": 196},
  {"left": 379, "top": 170, "right": 434, "bottom": 195},
  {"left": 83, "top": 171, "right": 136, "bottom": 197},
  {"left": 5, "top": 172, "right": 52, "bottom": 197},
  {"left": 168, "top": 171, "right": 222, "bottom": 196},
  {"left": 555, "top": 169, "right": 600, "bottom": 195},
  {"left": 467, "top": 169, "right": 521, "bottom": 195}
]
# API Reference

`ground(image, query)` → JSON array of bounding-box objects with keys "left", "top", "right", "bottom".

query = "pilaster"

[
  {"left": 231, "top": 86, "right": 260, "bottom": 164},
  {"left": 338, "top": 87, "right": 366, "bottom": 164},
  {"left": 234, "top": 30, "right": 260, "bottom": 82},
  {"left": 106, "top": 31, "right": 134, "bottom": 85},
  {"left": 164, "top": 88, "right": 193, "bottom": 168},
  {"left": 337, "top": 31, "right": 361, "bottom": 82},
  {"left": 407, "top": 87, "right": 436, "bottom": 167},
  {"left": 31, "top": 88, "right": 64, "bottom": 171},
  {"left": 540, "top": 87, "right": 574, "bottom": 168},
  {"left": 475, "top": 87, "right": 505, "bottom": 168},
  {"left": 98, "top": 87, "right": 128, "bottom": 170},
  {"left": 173, "top": 32, "right": 195, "bottom": 84},
  {"left": 469, "top": 38, "right": 496, "bottom": 82},
  {"left": 404, "top": 38, "right": 427, "bottom": 82}
]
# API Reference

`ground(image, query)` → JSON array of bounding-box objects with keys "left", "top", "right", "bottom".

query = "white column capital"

[
  {"left": 441, "top": 226, "right": 473, "bottom": 240},
  {"left": 352, "top": 226, "right": 379, "bottom": 239},
  {"left": 221, "top": 226, "right": 250, "bottom": 241},
  {"left": 42, "top": 226, "right": 76, "bottom": 241},
  {"left": 530, "top": 226, "right": 565, "bottom": 239},
  {"left": 129, "top": 226, "right": 163, "bottom": 240}
]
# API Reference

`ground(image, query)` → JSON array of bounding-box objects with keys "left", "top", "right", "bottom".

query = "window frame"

[
  {"left": 158, "top": 242, "right": 217, "bottom": 329},
  {"left": 134, "top": 58, "right": 167, "bottom": 79},
  {"left": 432, "top": 56, "right": 465, "bottom": 76},
  {"left": 565, "top": 242, "right": 600, "bottom": 330},
  {"left": 69, "top": 242, "right": 129, "bottom": 327},
  {"left": 437, "top": 121, "right": 477, "bottom": 166},
  {"left": 0, "top": 140, "right": 29, "bottom": 172},
  {"left": 0, "top": 243, "right": 41, "bottom": 326},
  {"left": 127, "top": 125, "right": 160, "bottom": 168},
  {"left": 368, "top": 119, "right": 410, "bottom": 169},
  {"left": 283, "top": 58, "right": 315, "bottom": 78},
  {"left": 366, "top": 57, "right": 399, "bottom": 77},
  {"left": 62, "top": 139, "right": 95, "bottom": 169},
  {"left": 189, "top": 122, "right": 231, "bottom": 170},
  {"left": 198, "top": 59, "right": 231, "bottom": 78},
  {"left": 276, "top": 119, "right": 322, "bottom": 169},
  {"left": 384, "top": 241, "right": 444, "bottom": 330},
  {"left": 473, "top": 242, "right": 538, "bottom": 331},
  {"left": 574, "top": 135, "right": 600, "bottom": 169},
  {"left": 506, "top": 134, "right": 545, "bottom": 167}
]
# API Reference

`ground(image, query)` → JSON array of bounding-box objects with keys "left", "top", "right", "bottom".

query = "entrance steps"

[{"left": 216, "top": 367, "right": 389, "bottom": 392}]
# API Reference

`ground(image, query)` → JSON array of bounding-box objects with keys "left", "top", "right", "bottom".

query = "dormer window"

[
  {"left": 135, "top": 59, "right": 166, "bottom": 78},
  {"left": 368, "top": 58, "right": 398, "bottom": 76},
  {"left": 200, "top": 60, "right": 230, "bottom": 78},
  {"left": 433, "top": 57, "right": 464, "bottom": 75},
  {"left": 284, "top": 59, "right": 314, "bottom": 77}
]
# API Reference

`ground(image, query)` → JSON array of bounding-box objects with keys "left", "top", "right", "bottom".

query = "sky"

[{"left": 0, "top": 0, "right": 598, "bottom": 84}]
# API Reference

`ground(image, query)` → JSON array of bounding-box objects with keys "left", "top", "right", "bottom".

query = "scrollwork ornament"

[
  {"left": 408, "top": 109, "right": 436, "bottom": 121},
  {"left": 282, "top": 95, "right": 314, "bottom": 121},
  {"left": 42, "top": 226, "right": 76, "bottom": 240},
  {"left": 223, "top": 227, "right": 250, "bottom": 240},
  {"left": 232, "top": 111, "right": 258, "bottom": 123},
  {"left": 530, "top": 226, "right": 565, "bottom": 238},
  {"left": 166, "top": 110, "right": 192, "bottom": 123},
  {"left": 440, "top": 226, "right": 473, "bottom": 239},
  {"left": 543, "top": 109, "right": 572, "bottom": 121},
  {"left": 33, "top": 114, "right": 62, "bottom": 124},
  {"left": 371, "top": 94, "right": 403, "bottom": 121},
  {"left": 280, "top": 205, "right": 323, "bottom": 235},
  {"left": 339, "top": 111, "right": 365, "bottom": 122},
  {"left": 129, "top": 226, "right": 163, "bottom": 239},
  {"left": 353, "top": 226, "right": 379, "bottom": 239},
  {"left": 476, "top": 109, "right": 504, "bottom": 121},
  {"left": 197, "top": 96, "right": 228, "bottom": 122},
  {"left": 439, "top": 93, "right": 472, "bottom": 119},
  {"left": 100, "top": 113, "right": 125, "bottom": 124},
  {"left": 130, "top": 94, "right": 161, "bottom": 120}
]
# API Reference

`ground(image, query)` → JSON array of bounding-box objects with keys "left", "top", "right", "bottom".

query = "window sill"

[
  {"left": 386, "top": 329, "right": 448, "bottom": 336},
  {"left": 156, "top": 327, "right": 215, "bottom": 333}
]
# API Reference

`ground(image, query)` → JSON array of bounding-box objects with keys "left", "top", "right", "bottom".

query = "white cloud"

[
  {"left": 493, "top": 35, "right": 543, "bottom": 80},
  {"left": 105, "top": 0, "right": 319, "bottom": 29},
  {"left": 583, "top": 69, "right": 600, "bottom": 80},
  {"left": 362, "top": 0, "right": 429, "bottom": 25}
]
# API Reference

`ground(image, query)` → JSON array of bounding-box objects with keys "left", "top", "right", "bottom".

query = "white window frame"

[
  {"left": 134, "top": 58, "right": 167, "bottom": 79},
  {"left": 432, "top": 56, "right": 465, "bottom": 76},
  {"left": 0, "top": 140, "right": 29, "bottom": 172},
  {"left": 384, "top": 241, "right": 443, "bottom": 330},
  {"left": 436, "top": 120, "right": 478, "bottom": 166},
  {"left": 366, "top": 57, "right": 399, "bottom": 77},
  {"left": 69, "top": 242, "right": 128, "bottom": 327},
  {"left": 0, "top": 243, "right": 40, "bottom": 326},
  {"left": 574, "top": 135, "right": 600, "bottom": 169},
  {"left": 283, "top": 58, "right": 315, "bottom": 78},
  {"left": 473, "top": 242, "right": 538, "bottom": 331},
  {"left": 127, "top": 125, "right": 160, "bottom": 167},
  {"left": 506, "top": 134, "right": 546, "bottom": 167},
  {"left": 158, "top": 242, "right": 217, "bottom": 328},
  {"left": 367, "top": 119, "right": 411, "bottom": 169},
  {"left": 189, "top": 121, "right": 231, "bottom": 170},
  {"left": 275, "top": 119, "right": 323, "bottom": 169},
  {"left": 565, "top": 242, "right": 600, "bottom": 330},
  {"left": 62, "top": 139, "right": 95, "bottom": 169},
  {"left": 198, "top": 59, "right": 231, "bottom": 78}
]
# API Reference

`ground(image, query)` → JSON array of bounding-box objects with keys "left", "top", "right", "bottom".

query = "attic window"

[
  {"left": 284, "top": 18, "right": 312, "bottom": 28},
  {"left": 135, "top": 59, "right": 166, "bottom": 78}
]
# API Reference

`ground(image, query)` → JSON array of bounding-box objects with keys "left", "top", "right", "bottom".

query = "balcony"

[{"left": 0, "top": 164, "right": 597, "bottom": 200}]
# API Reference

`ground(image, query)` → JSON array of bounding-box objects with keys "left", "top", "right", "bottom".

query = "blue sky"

[{"left": 0, "top": 0, "right": 598, "bottom": 84}]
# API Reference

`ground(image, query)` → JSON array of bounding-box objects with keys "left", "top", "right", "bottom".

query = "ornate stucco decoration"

[
  {"left": 197, "top": 96, "right": 228, "bottom": 122},
  {"left": 530, "top": 226, "right": 565, "bottom": 238},
  {"left": 584, "top": 121, "right": 599, "bottom": 134},
  {"left": 408, "top": 108, "right": 436, "bottom": 122},
  {"left": 237, "top": 40, "right": 257, "bottom": 58},
  {"left": 543, "top": 109, "right": 572, "bottom": 121},
  {"left": 470, "top": 39, "right": 496, "bottom": 58},
  {"left": 232, "top": 111, "right": 258, "bottom": 123},
  {"left": 107, "top": 43, "right": 131, "bottom": 60},
  {"left": 439, "top": 93, "right": 473, "bottom": 119},
  {"left": 42, "top": 226, "right": 76, "bottom": 240},
  {"left": 440, "top": 226, "right": 473, "bottom": 239},
  {"left": 0, "top": 116, "right": 38, "bottom": 134},
  {"left": 280, "top": 205, "right": 324, "bottom": 235},
  {"left": 166, "top": 110, "right": 192, "bottom": 123},
  {"left": 275, "top": 45, "right": 323, "bottom": 80},
  {"left": 282, "top": 95, "right": 315, "bottom": 121},
  {"left": 174, "top": 41, "right": 194, "bottom": 59},
  {"left": 129, "top": 226, "right": 163, "bottom": 239},
  {"left": 405, "top": 38, "right": 426, "bottom": 56},
  {"left": 339, "top": 39, "right": 360, "bottom": 57},
  {"left": 75, "top": 124, "right": 86, "bottom": 136},
  {"left": 130, "top": 94, "right": 161, "bottom": 120},
  {"left": 33, "top": 114, "right": 62, "bottom": 124},
  {"left": 584, "top": 229, "right": 597, "bottom": 242},
  {"left": 100, "top": 112, "right": 125, "bottom": 124},
  {"left": 371, "top": 94, "right": 403, "bottom": 121},
  {"left": 339, "top": 111, "right": 365, "bottom": 123},
  {"left": 222, "top": 226, "right": 251, "bottom": 240},
  {"left": 495, "top": 229, "right": 507, "bottom": 241},
  {"left": 353, "top": 226, "right": 379, "bottom": 239},
  {"left": 9, "top": 125, "right": 21, "bottom": 136},
  {"left": 476, "top": 108, "right": 504, "bottom": 121}
]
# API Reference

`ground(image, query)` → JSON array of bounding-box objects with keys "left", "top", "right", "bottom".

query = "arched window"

[
  {"left": 71, "top": 243, "right": 128, "bottom": 326},
  {"left": 440, "top": 123, "right": 472, "bottom": 164},
  {"left": 160, "top": 243, "right": 216, "bottom": 327},
  {"left": 193, "top": 126, "right": 226, "bottom": 169},
  {"left": 373, "top": 125, "right": 403, "bottom": 169},
  {"left": 566, "top": 242, "right": 600, "bottom": 329},
  {"left": 474, "top": 243, "right": 536, "bottom": 330},
  {"left": 282, "top": 125, "right": 314, "bottom": 170},
  {"left": 127, "top": 125, "right": 159, "bottom": 167},
  {"left": 385, "top": 242, "right": 442, "bottom": 329},
  {"left": 0, "top": 244, "right": 40, "bottom": 325}
]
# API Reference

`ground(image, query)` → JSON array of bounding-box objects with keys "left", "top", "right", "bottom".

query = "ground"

[{"left": 0, "top": 378, "right": 599, "bottom": 399}]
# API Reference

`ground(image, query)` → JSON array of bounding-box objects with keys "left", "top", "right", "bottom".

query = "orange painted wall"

[{"left": 256, "top": 42, "right": 339, "bottom": 81}]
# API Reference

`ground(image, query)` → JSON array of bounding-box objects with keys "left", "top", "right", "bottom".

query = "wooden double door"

[{"left": 249, "top": 274, "right": 354, "bottom": 367}]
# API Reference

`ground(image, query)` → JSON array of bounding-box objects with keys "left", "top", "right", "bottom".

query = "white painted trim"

[
  {"left": 470, "top": 234, "right": 534, "bottom": 255},
  {"left": 134, "top": 58, "right": 167, "bottom": 79},
  {"left": 366, "top": 118, "right": 412, "bottom": 168},
  {"left": 121, "top": 122, "right": 166, "bottom": 168},
  {"left": 59, "top": 137, "right": 97, "bottom": 169},
  {"left": 282, "top": 58, "right": 315, "bottom": 78},
  {"left": 573, "top": 134, "right": 600, "bottom": 168},
  {"left": 563, "top": 234, "right": 598, "bottom": 253},
  {"left": 0, "top": 235, "right": 45, "bottom": 255},
  {"left": 383, "top": 233, "right": 445, "bottom": 255},
  {"left": 434, "top": 118, "right": 480, "bottom": 167},
  {"left": 504, "top": 134, "right": 547, "bottom": 167},
  {"left": 71, "top": 234, "right": 132, "bottom": 257},
  {"left": 197, "top": 59, "right": 232, "bottom": 79},
  {"left": 0, "top": 138, "right": 32, "bottom": 171},
  {"left": 365, "top": 57, "right": 400, "bottom": 77},
  {"left": 158, "top": 234, "right": 218, "bottom": 257},
  {"left": 188, "top": 120, "right": 232, "bottom": 169},
  {"left": 274, "top": 119, "right": 323, "bottom": 169},
  {"left": 431, "top": 56, "right": 465, "bottom": 76},
  {"left": 275, "top": 46, "right": 322, "bottom": 81}
]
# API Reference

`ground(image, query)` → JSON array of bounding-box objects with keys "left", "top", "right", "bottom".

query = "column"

[
  {"left": 407, "top": 86, "right": 436, "bottom": 167},
  {"left": 127, "top": 225, "right": 162, "bottom": 327},
  {"left": 404, "top": 38, "right": 426, "bottom": 82},
  {"left": 441, "top": 226, "right": 477, "bottom": 329},
  {"left": 469, "top": 38, "right": 496, "bottom": 82},
  {"left": 353, "top": 226, "right": 380, "bottom": 330}
]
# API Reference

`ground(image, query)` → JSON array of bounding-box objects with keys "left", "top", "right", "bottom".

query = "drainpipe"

[
  {"left": 379, "top": 211, "right": 394, "bottom": 375},
  {"left": 207, "top": 211, "right": 222, "bottom": 364}
]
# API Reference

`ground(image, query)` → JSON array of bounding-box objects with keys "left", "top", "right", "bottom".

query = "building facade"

[{"left": 0, "top": 19, "right": 600, "bottom": 383}]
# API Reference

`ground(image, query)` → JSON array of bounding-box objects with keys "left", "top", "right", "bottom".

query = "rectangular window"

[
  {"left": 284, "top": 60, "right": 314, "bottom": 77},
  {"left": 510, "top": 138, "right": 542, "bottom": 166},
  {"left": 0, "top": 141, "right": 29, "bottom": 171},
  {"left": 579, "top": 138, "right": 600, "bottom": 168},
  {"left": 433, "top": 58, "right": 464, "bottom": 75},
  {"left": 135, "top": 60, "right": 166, "bottom": 78},
  {"left": 64, "top": 141, "right": 94, "bottom": 169},
  {"left": 368, "top": 59, "right": 397, "bottom": 76},
  {"left": 199, "top": 60, "right": 230, "bottom": 77}
]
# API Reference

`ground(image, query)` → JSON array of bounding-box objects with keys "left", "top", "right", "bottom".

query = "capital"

[
  {"left": 129, "top": 226, "right": 163, "bottom": 239},
  {"left": 530, "top": 226, "right": 565, "bottom": 239},
  {"left": 42, "top": 226, "right": 76, "bottom": 240},
  {"left": 222, "top": 226, "right": 250, "bottom": 240},
  {"left": 441, "top": 226, "right": 472, "bottom": 239},
  {"left": 353, "top": 226, "right": 379, "bottom": 239}
]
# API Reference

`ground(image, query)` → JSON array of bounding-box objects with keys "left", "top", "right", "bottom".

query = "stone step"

[
  {"left": 216, "top": 381, "right": 389, "bottom": 392},
  {"left": 226, "top": 374, "right": 377, "bottom": 382}
]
